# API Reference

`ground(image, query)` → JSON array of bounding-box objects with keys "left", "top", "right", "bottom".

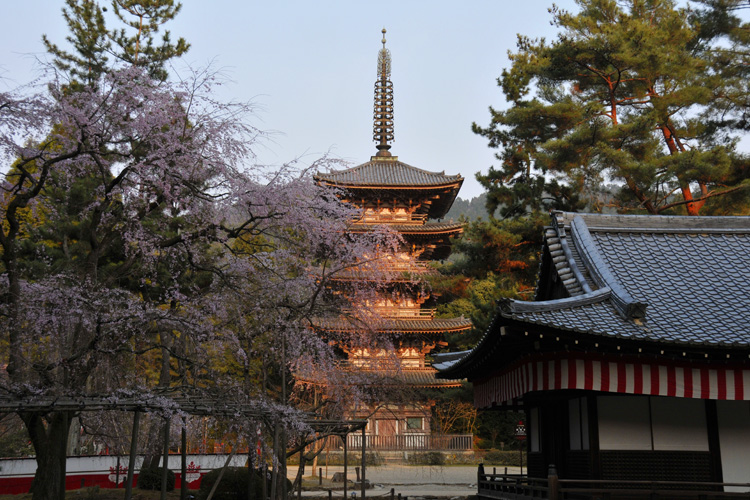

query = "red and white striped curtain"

[{"left": 474, "top": 354, "right": 750, "bottom": 408}]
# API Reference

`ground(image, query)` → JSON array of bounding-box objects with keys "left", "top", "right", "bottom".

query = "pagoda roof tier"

[
  {"left": 348, "top": 222, "right": 463, "bottom": 260},
  {"left": 315, "top": 157, "right": 463, "bottom": 219},
  {"left": 350, "top": 221, "right": 464, "bottom": 235},
  {"left": 363, "top": 367, "right": 464, "bottom": 388},
  {"left": 297, "top": 367, "right": 464, "bottom": 389},
  {"left": 312, "top": 316, "right": 472, "bottom": 334}
]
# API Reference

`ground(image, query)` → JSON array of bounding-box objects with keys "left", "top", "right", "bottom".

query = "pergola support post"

[
  {"left": 161, "top": 417, "right": 171, "bottom": 500},
  {"left": 181, "top": 419, "right": 187, "bottom": 500},
  {"left": 343, "top": 433, "right": 348, "bottom": 499},
  {"left": 125, "top": 410, "right": 141, "bottom": 500},
  {"left": 361, "top": 425, "right": 366, "bottom": 499}
]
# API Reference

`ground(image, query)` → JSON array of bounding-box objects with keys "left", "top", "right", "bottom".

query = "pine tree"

[
  {"left": 42, "top": 0, "right": 110, "bottom": 87},
  {"left": 43, "top": 0, "right": 189, "bottom": 84},
  {"left": 110, "top": 0, "right": 189, "bottom": 81},
  {"left": 474, "top": 0, "right": 749, "bottom": 216}
]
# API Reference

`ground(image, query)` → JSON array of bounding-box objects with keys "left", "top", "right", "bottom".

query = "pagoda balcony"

[
  {"left": 372, "top": 307, "right": 436, "bottom": 320},
  {"left": 341, "top": 307, "right": 436, "bottom": 320},
  {"left": 355, "top": 212, "right": 428, "bottom": 225},
  {"left": 388, "top": 260, "right": 434, "bottom": 273},
  {"left": 324, "top": 260, "right": 435, "bottom": 282}
]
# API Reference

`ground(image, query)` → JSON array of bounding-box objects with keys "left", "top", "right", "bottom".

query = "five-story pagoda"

[{"left": 313, "top": 30, "right": 471, "bottom": 444}]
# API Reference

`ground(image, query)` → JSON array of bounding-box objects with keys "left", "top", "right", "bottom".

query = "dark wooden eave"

[{"left": 315, "top": 157, "right": 463, "bottom": 219}]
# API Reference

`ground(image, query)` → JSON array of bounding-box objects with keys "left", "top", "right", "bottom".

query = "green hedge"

[
  {"left": 481, "top": 449, "right": 527, "bottom": 466},
  {"left": 137, "top": 467, "right": 175, "bottom": 491},
  {"left": 406, "top": 452, "right": 445, "bottom": 466},
  {"left": 292, "top": 452, "right": 384, "bottom": 466},
  {"left": 198, "top": 467, "right": 291, "bottom": 500}
]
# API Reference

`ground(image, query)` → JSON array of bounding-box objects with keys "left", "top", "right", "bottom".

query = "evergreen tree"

[
  {"left": 432, "top": 214, "right": 545, "bottom": 349},
  {"left": 43, "top": 0, "right": 189, "bottom": 84},
  {"left": 42, "top": 0, "right": 110, "bottom": 87},
  {"left": 473, "top": 0, "right": 748, "bottom": 216},
  {"left": 110, "top": 0, "right": 190, "bottom": 81}
]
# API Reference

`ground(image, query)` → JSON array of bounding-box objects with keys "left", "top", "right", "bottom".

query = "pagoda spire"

[{"left": 373, "top": 28, "right": 394, "bottom": 157}]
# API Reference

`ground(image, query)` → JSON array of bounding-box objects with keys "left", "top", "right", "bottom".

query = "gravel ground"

[{"left": 286, "top": 464, "right": 523, "bottom": 499}]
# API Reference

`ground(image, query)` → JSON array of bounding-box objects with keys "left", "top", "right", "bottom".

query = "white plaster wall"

[
  {"left": 597, "top": 396, "right": 652, "bottom": 450},
  {"left": 568, "top": 398, "right": 589, "bottom": 451},
  {"left": 717, "top": 400, "right": 750, "bottom": 492},
  {"left": 0, "top": 454, "right": 245, "bottom": 477},
  {"left": 569, "top": 399, "right": 582, "bottom": 450},
  {"left": 650, "top": 397, "right": 708, "bottom": 451},
  {"left": 581, "top": 397, "right": 590, "bottom": 450},
  {"left": 529, "top": 407, "right": 540, "bottom": 452}
]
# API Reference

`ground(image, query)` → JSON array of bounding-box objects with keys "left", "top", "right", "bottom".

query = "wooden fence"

[
  {"left": 477, "top": 467, "right": 750, "bottom": 499},
  {"left": 325, "top": 434, "right": 473, "bottom": 452}
]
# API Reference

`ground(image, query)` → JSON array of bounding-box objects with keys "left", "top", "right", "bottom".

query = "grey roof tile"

[
  {"left": 312, "top": 317, "right": 473, "bottom": 333},
  {"left": 503, "top": 213, "right": 750, "bottom": 347},
  {"left": 350, "top": 222, "right": 464, "bottom": 233}
]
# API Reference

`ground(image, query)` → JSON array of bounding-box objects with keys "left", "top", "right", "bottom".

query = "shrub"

[
  {"left": 482, "top": 449, "right": 527, "bottom": 466},
  {"left": 312, "top": 452, "right": 384, "bottom": 466},
  {"left": 406, "top": 452, "right": 445, "bottom": 466},
  {"left": 137, "top": 467, "right": 175, "bottom": 491},
  {"left": 197, "top": 467, "right": 290, "bottom": 500}
]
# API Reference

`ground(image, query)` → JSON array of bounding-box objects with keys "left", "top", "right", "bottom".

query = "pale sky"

[{"left": 1, "top": 0, "right": 580, "bottom": 200}]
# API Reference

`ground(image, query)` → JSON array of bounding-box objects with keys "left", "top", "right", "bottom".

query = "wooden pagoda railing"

[
  {"left": 327, "top": 261, "right": 435, "bottom": 281},
  {"left": 325, "top": 433, "right": 473, "bottom": 452},
  {"left": 374, "top": 307, "right": 436, "bottom": 319},
  {"left": 477, "top": 467, "right": 750, "bottom": 499},
  {"left": 341, "top": 307, "right": 436, "bottom": 320},
  {"left": 357, "top": 213, "right": 428, "bottom": 225}
]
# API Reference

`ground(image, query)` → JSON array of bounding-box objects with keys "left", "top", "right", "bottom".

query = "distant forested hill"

[{"left": 444, "top": 192, "right": 488, "bottom": 221}]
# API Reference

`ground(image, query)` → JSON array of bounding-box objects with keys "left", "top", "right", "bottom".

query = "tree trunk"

[
  {"left": 23, "top": 411, "right": 72, "bottom": 500},
  {"left": 144, "top": 329, "right": 174, "bottom": 470}
]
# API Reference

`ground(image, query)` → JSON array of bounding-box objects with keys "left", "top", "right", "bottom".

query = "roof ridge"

[
  {"left": 546, "top": 221, "right": 593, "bottom": 297},
  {"left": 556, "top": 211, "right": 750, "bottom": 231},
  {"left": 499, "top": 287, "right": 612, "bottom": 315},
  {"left": 569, "top": 215, "right": 648, "bottom": 319}
]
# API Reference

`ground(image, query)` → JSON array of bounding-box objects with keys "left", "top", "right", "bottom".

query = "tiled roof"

[
  {"left": 350, "top": 222, "right": 464, "bottom": 234},
  {"left": 503, "top": 212, "right": 750, "bottom": 347},
  {"left": 361, "top": 367, "right": 464, "bottom": 387},
  {"left": 436, "top": 212, "right": 750, "bottom": 380},
  {"left": 432, "top": 350, "right": 472, "bottom": 371},
  {"left": 297, "top": 367, "right": 464, "bottom": 388},
  {"left": 315, "top": 158, "right": 463, "bottom": 187},
  {"left": 312, "top": 316, "right": 472, "bottom": 334}
]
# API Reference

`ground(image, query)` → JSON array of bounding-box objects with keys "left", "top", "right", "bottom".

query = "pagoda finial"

[{"left": 373, "top": 28, "right": 394, "bottom": 157}]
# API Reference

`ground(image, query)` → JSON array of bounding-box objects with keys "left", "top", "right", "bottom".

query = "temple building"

[
  {"left": 437, "top": 211, "right": 750, "bottom": 496},
  {"left": 313, "top": 30, "right": 471, "bottom": 447}
]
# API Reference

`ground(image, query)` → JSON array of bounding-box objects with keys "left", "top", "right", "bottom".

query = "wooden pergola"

[{"left": 0, "top": 393, "right": 370, "bottom": 500}]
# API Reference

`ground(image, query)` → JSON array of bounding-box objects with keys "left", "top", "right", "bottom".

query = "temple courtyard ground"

[{"left": 292, "top": 464, "right": 522, "bottom": 498}]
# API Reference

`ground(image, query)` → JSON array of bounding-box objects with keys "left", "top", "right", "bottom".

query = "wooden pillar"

[
  {"left": 361, "top": 425, "right": 367, "bottom": 499},
  {"left": 343, "top": 434, "right": 348, "bottom": 499},
  {"left": 125, "top": 410, "right": 141, "bottom": 500},
  {"left": 251, "top": 434, "right": 258, "bottom": 500},
  {"left": 548, "top": 464, "right": 559, "bottom": 500},
  {"left": 181, "top": 419, "right": 187, "bottom": 500},
  {"left": 297, "top": 448, "right": 303, "bottom": 500},
  {"left": 270, "top": 423, "right": 279, "bottom": 500},
  {"left": 161, "top": 417, "right": 171, "bottom": 500}
]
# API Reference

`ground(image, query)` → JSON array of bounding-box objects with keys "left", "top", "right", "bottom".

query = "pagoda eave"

[{"left": 312, "top": 317, "right": 472, "bottom": 334}]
